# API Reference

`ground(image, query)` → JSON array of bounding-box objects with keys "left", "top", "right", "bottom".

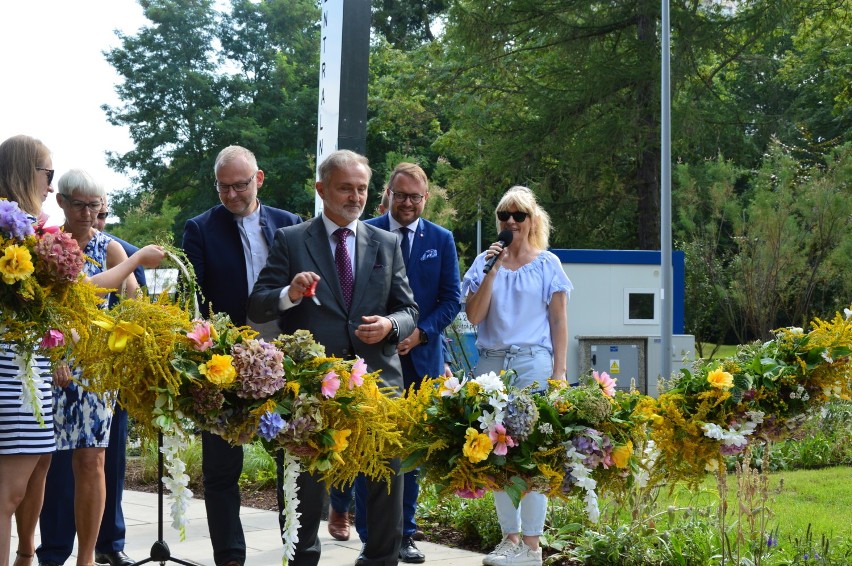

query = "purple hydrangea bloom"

[
  {"left": 0, "top": 200, "right": 34, "bottom": 240},
  {"left": 258, "top": 411, "right": 286, "bottom": 441},
  {"left": 232, "top": 339, "right": 286, "bottom": 399}
]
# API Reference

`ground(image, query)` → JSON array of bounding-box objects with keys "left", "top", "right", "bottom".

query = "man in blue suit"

[
  {"left": 360, "top": 162, "right": 461, "bottom": 563},
  {"left": 37, "top": 200, "right": 145, "bottom": 566},
  {"left": 182, "top": 145, "right": 302, "bottom": 566}
]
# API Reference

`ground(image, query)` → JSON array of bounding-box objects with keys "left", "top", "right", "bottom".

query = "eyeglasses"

[
  {"left": 215, "top": 173, "right": 256, "bottom": 193},
  {"left": 96, "top": 212, "right": 109, "bottom": 220},
  {"left": 497, "top": 210, "right": 528, "bottom": 223},
  {"left": 389, "top": 190, "right": 424, "bottom": 204},
  {"left": 36, "top": 167, "right": 55, "bottom": 185},
  {"left": 63, "top": 197, "right": 103, "bottom": 212}
]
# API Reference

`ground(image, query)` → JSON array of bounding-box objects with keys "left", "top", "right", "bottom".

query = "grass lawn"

[
  {"left": 697, "top": 342, "right": 739, "bottom": 360},
  {"left": 661, "top": 466, "right": 852, "bottom": 542}
]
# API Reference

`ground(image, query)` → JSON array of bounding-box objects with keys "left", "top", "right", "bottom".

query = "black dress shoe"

[
  {"left": 95, "top": 551, "right": 135, "bottom": 566},
  {"left": 354, "top": 544, "right": 368, "bottom": 566},
  {"left": 399, "top": 537, "right": 426, "bottom": 564}
]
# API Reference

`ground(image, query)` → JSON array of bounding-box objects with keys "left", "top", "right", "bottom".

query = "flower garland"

[
  {"left": 0, "top": 199, "right": 103, "bottom": 422},
  {"left": 635, "top": 307, "right": 852, "bottom": 484}
]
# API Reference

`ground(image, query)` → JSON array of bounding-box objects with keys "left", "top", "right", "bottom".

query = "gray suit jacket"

[{"left": 247, "top": 215, "right": 418, "bottom": 391}]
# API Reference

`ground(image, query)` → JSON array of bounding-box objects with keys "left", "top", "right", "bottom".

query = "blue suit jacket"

[
  {"left": 365, "top": 214, "right": 461, "bottom": 381},
  {"left": 182, "top": 203, "right": 302, "bottom": 324}
]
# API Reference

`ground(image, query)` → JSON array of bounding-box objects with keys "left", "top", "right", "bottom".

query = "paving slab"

[{"left": 12, "top": 490, "right": 486, "bottom": 565}]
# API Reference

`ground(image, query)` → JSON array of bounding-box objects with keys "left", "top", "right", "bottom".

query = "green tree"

[
  {"left": 675, "top": 141, "right": 852, "bottom": 341},
  {"left": 103, "top": 0, "right": 320, "bottom": 238}
]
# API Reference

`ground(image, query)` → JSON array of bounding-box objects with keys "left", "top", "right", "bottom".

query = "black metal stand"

[{"left": 131, "top": 432, "right": 203, "bottom": 566}]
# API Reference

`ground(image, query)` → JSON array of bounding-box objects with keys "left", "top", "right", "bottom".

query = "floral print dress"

[{"left": 53, "top": 231, "right": 115, "bottom": 449}]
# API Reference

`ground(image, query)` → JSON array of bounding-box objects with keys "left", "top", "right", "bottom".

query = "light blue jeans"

[{"left": 474, "top": 345, "right": 551, "bottom": 536}]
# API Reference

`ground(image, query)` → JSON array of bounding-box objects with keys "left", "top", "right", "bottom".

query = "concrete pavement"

[{"left": 13, "top": 490, "right": 486, "bottom": 565}]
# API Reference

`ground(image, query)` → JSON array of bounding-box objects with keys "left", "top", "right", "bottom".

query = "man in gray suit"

[{"left": 248, "top": 149, "right": 418, "bottom": 566}]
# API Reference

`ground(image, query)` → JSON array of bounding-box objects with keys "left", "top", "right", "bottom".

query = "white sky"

[{"left": 0, "top": 0, "right": 147, "bottom": 225}]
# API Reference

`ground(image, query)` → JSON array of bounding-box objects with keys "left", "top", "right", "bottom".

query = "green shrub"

[
  {"left": 136, "top": 435, "right": 203, "bottom": 489},
  {"left": 769, "top": 402, "right": 852, "bottom": 471},
  {"left": 417, "top": 484, "right": 502, "bottom": 551},
  {"left": 239, "top": 441, "right": 278, "bottom": 489}
]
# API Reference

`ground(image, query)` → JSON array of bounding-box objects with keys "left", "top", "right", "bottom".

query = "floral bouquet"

[
  {"left": 0, "top": 199, "right": 103, "bottom": 422},
  {"left": 173, "top": 320, "right": 407, "bottom": 485},
  {"left": 635, "top": 306, "right": 852, "bottom": 483},
  {"left": 399, "top": 370, "right": 643, "bottom": 521}
]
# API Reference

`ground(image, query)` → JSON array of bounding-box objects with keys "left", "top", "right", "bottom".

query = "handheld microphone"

[{"left": 483, "top": 229, "right": 514, "bottom": 274}]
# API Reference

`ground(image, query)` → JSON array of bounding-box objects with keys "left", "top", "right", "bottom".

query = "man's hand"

[
  {"left": 288, "top": 272, "right": 320, "bottom": 303},
  {"left": 397, "top": 327, "right": 423, "bottom": 356},
  {"left": 354, "top": 315, "right": 392, "bottom": 345}
]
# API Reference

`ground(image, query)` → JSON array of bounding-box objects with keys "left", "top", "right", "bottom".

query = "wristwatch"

[
  {"left": 418, "top": 328, "right": 429, "bottom": 344},
  {"left": 386, "top": 317, "right": 400, "bottom": 344}
]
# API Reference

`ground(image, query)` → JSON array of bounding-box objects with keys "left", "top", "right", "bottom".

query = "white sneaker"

[
  {"left": 505, "top": 542, "right": 542, "bottom": 566},
  {"left": 482, "top": 538, "right": 518, "bottom": 566}
]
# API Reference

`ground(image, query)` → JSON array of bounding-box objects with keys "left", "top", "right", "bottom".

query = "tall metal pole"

[{"left": 660, "top": 0, "right": 673, "bottom": 382}]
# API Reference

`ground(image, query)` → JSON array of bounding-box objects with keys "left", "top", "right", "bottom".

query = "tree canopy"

[{"left": 103, "top": 0, "right": 852, "bottom": 341}]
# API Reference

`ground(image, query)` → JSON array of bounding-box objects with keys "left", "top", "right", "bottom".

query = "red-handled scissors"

[{"left": 304, "top": 280, "right": 321, "bottom": 306}]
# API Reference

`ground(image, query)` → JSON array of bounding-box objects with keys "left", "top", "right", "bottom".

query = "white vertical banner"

[{"left": 315, "top": 0, "right": 344, "bottom": 216}]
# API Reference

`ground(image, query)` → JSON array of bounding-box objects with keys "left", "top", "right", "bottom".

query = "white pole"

[{"left": 660, "top": 0, "right": 673, "bottom": 382}]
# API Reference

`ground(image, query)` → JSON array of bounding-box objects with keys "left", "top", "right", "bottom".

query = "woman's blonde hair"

[
  {"left": 0, "top": 134, "right": 51, "bottom": 216},
  {"left": 494, "top": 185, "right": 551, "bottom": 251}
]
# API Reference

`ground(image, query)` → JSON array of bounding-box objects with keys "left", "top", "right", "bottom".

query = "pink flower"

[
  {"left": 349, "top": 357, "right": 366, "bottom": 389},
  {"left": 454, "top": 487, "right": 486, "bottom": 499},
  {"left": 487, "top": 423, "right": 516, "bottom": 456},
  {"left": 39, "top": 329, "right": 65, "bottom": 348},
  {"left": 187, "top": 321, "right": 214, "bottom": 351},
  {"left": 322, "top": 370, "right": 341, "bottom": 398},
  {"left": 593, "top": 371, "right": 616, "bottom": 397}
]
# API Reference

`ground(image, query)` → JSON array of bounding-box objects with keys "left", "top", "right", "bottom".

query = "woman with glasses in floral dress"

[{"left": 0, "top": 135, "right": 165, "bottom": 566}]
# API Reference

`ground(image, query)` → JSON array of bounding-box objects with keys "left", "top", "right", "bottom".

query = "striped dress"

[{"left": 0, "top": 345, "right": 55, "bottom": 454}]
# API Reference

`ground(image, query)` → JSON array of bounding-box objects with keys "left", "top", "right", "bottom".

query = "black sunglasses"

[
  {"left": 36, "top": 167, "right": 55, "bottom": 185},
  {"left": 497, "top": 210, "right": 528, "bottom": 223}
]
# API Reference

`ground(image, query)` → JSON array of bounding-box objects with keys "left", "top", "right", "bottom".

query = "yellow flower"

[
  {"left": 330, "top": 429, "right": 351, "bottom": 453},
  {"left": 330, "top": 429, "right": 351, "bottom": 464},
  {"left": 286, "top": 381, "right": 300, "bottom": 396},
  {"left": 199, "top": 354, "right": 236, "bottom": 386},
  {"left": 612, "top": 441, "right": 633, "bottom": 468},
  {"left": 462, "top": 427, "right": 492, "bottom": 463},
  {"left": 0, "top": 244, "right": 34, "bottom": 284},
  {"left": 706, "top": 368, "right": 734, "bottom": 390},
  {"left": 91, "top": 316, "right": 145, "bottom": 352}
]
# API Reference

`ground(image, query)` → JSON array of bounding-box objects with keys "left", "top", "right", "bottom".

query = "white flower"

[
  {"left": 477, "top": 409, "right": 503, "bottom": 431},
  {"left": 279, "top": 452, "right": 302, "bottom": 563},
  {"left": 844, "top": 307, "right": 851, "bottom": 320},
  {"left": 702, "top": 422, "right": 751, "bottom": 447},
  {"left": 14, "top": 350, "right": 45, "bottom": 425},
  {"left": 538, "top": 422, "right": 554, "bottom": 435},
  {"left": 440, "top": 376, "right": 463, "bottom": 396},
  {"left": 486, "top": 391, "right": 508, "bottom": 414},
  {"left": 473, "top": 371, "right": 505, "bottom": 395},
  {"left": 159, "top": 427, "right": 193, "bottom": 540},
  {"left": 584, "top": 489, "right": 600, "bottom": 524}
]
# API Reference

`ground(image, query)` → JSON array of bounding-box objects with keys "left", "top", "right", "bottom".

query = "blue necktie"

[{"left": 399, "top": 226, "right": 411, "bottom": 267}]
